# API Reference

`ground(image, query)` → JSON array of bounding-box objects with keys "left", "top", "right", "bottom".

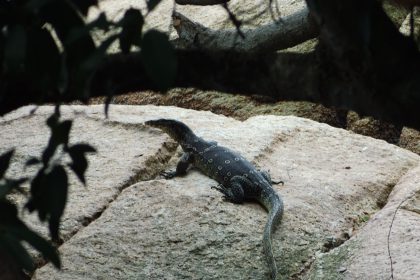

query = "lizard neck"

[
  {"left": 179, "top": 133, "right": 199, "bottom": 150},
  {"left": 147, "top": 119, "right": 197, "bottom": 145}
]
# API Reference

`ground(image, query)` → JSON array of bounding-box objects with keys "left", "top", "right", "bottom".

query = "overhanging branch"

[
  {"left": 1, "top": 0, "right": 419, "bottom": 130},
  {"left": 172, "top": 6, "right": 318, "bottom": 52}
]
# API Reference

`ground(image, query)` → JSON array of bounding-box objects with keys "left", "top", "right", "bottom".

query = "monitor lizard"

[{"left": 145, "top": 118, "right": 284, "bottom": 279}]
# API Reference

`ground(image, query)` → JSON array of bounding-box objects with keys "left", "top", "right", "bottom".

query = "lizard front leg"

[{"left": 161, "top": 152, "right": 193, "bottom": 179}]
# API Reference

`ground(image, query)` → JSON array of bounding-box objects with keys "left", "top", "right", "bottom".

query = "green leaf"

[
  {"left": 0, "top": 149, "right": 14, "bottom": 178},
  {"left": 119, "top": 8, "right": 144, "bottom": 54},
  {"left": 3, "top": 24, "right": 26, "bottom": 73},
  {"left": 141, "top": 30, "right": 177, "bottom": 91},
  {"left": 147, "top": 0, "right": 162, "bottom": 12},
  {"left": 67, "top": 144, "right": 96, "bottom": 184}
]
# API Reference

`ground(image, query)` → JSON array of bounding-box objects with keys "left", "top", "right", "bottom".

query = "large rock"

[
  {"left": 309, "top": 164, "right": 420, "bottom": 280},
  {"left": 1, "top": 105, "right": 177, "bottom": 241},
  {"left": 1, "top": 105, "right": 419, "bottom": 279}
]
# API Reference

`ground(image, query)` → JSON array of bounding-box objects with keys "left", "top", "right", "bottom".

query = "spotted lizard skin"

[{"left": 145, "top": 118, "right": 284, "bottom": 280}]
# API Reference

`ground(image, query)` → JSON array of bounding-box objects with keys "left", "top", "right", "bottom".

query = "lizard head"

[{"left": 145, "top": 119, "right": 195, "bottom": 143}]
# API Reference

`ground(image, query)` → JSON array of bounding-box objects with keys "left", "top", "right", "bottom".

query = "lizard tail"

[{"left": 262, "top": 193, "right": 284, "bottom": 280}]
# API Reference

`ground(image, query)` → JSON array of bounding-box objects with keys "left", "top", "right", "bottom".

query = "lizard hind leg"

[{"left": 211, "top": 182, "right": 244, "bottom": 204}]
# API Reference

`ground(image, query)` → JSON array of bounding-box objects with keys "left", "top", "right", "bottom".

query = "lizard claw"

[
  {"left": 211, "top": 184, "right": 227, "bottom": 194},
  {"left": 272, "top": 179, "right": 284, "bottom": 185},
  {"left": 211, "top": 185, "right": 229, "bottom": 201},
  {"left": 160, "top": 170, "right": 176, "bottom": 179}
]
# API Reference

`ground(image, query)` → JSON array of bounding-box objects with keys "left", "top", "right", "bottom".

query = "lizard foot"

[
  {"left": 271, "top": 179, "right": 284, "bottom": 185},
  {"left": 211, "top": 183, "right": 244, "bottom": 204},
  {"left": 160, "top": 170, "right": 176, "bottom": 179},
  {"left": 211, "top": 184, "right": 227, "bottom": 193},
  {"left": 211, "top": 184, "right": 230, "bottom": 200}
]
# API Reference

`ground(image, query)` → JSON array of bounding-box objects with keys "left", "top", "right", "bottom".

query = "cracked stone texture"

[
  {"left": 1, "top": 105, "right": 416, "bottom": 279},
  {"left": 309, "top": 163, "right": 420, "bottom": 280},
  {"left": 0, "top": 105, "right": 175, "bottom": 242}
]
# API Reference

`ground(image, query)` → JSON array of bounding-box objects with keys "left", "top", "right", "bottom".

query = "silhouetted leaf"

[
  {"left": 147, "top": 0, "right": 162, "bottom": 12},
  {"left": 0, "top": 199, "right": 19, "bottom": 225},
  {"left": 90, "top": 12, "right": 110, "bottom": 31},
  {"left": 26, "top": 169, "right": 47, "bottom": 220},
  {"left": 41, "top": 144, "right": 55, "bottom": 166},
  {"left": 26, "top": 157, "right": 41, "bottom": 166},
  {"left": 55, "top": 120, "right": 72, "bottom": 146},
  {"left": 0, "top": 178, "right": 27, "bottom": 198},
  {"left": 46, "top": 108, "right": 60, "bottom": 128},
  {"left": 0, "top": 198, "right": 60, "bottom": 269},
  {"left": 39, "top": 0, "right": 96, "bottom": 67},
  {"left": 45, "top": 165, "right": 68, "bottom": 240},
  {"left": 141, "top": 30, "right": 177, "bottom": 90},
  {"left": 69, "top": 0, "right": 98, "bottom": 16},
  {"left": 0, "top": 234, "right": 34, "bottom": 271},
  {"left": 11, "top": 225, "right": 61, "bottom": 268},
  {"left": 66, "top": 12, "right": 110, "bottom": 46},
  {"left": 67, "top": 144, "right": 96, "bottom": 184},
  {"left": 26, "top": 165, "right": 68, "bottom": 240},
  {"left": 104, "top": 95, "right": 112, "bottom": 118},
  {"left": 72, "top": 33, "right": 119, "bottom": 100},
  {"left": 26, "top": 28, "right": 63, "bottom": 92},
  {"left": 82, "top": 34, "right": 119, "bottom": 70},
  {"left": 0, "top": 149, "right": 14, "bottom": 178},
  {"left": 119, "top": 8, "right": 144, "bottom": 53},
  {"left": 0, "top": 201, "right": 33, "bottom": 271},
  {"left": 43, "top": 117, "right": 73, "bottom": 164},
  {"left": 3, "top": 24, "right": 26, "bottom": 73}
]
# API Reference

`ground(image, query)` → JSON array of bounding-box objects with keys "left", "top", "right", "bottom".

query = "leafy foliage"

[
  {"left": 0, "top": 0, "right": 176, "bottom": 107},
  {"left": 25, "top": 109, "right": 96, "bottom": 241},
  {"left": 142, "top": 30, "right": 177, "bottom": 91},
  {"left": 0, "top": 109, "right": 96, "bottom": 272},
  {"left": 0, "top": 149, "right": 60, "bottom": 271},
  {"left": 0, "top": 0, "right": 174, "bottom": 274},
  {"left": 118, "top": 8, "right": 144, "bottom": 54}
]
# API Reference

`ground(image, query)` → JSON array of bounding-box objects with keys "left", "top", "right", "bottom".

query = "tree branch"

[
  {"left": 172, "top": 6, "right": 318, "bottom": 52},
  {"left": 1, "top": 0, "right": 419, "bottom": 131},
  {"left": 175, "top": 0, "right": 230, "bottom": 5}
]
